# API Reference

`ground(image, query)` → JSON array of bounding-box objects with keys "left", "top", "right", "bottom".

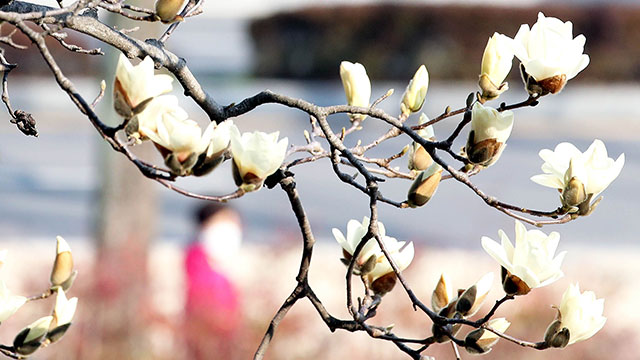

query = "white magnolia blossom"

[
  {"left": 401, "top": 65, "right": 429, "bottom": 115},
  {"left": 512, "top": 12, "right": 589, "bottom": 92},
  {"left": 479, "top": 32, "right": 514, "bottom": 99},
  {"left": 113, "top": 54, "right": 173, "bottom": 117},
  {"left": 531, "top": 140, "right": 625, "bottom": 207},
  {"left": 201, "top": 120, "right": 233, "bottom": 159},
  {"left": 466, "top": 102, "right": 514, "bottom": 166},
  {"left": 51, "top": 288, "right": 78, "bottom": 329},
  {"left": 143, "top": 117, "right": 209, "bottom": 156},
  {"left": 229, "top": 124, "right": 288, "bottom": 192},
  {"left": 0, "top": 253, "right": 27, "bottom": 323},
  {"left": 333, "top": 217, "right": 414, "bottom": 283},
  {"left": 130, "top": 95, "right": 189, "bottom": 140},
  {"left": 482, "top": 220, "right": 566, "bottom": 292},
  {"left": 340, "top": 61, "right": 371, "bottom": 122},
  {"left": 558, "top": 283, "right": 606, "bottom": 345}
]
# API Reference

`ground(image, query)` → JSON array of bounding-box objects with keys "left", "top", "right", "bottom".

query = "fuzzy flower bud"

[
  {"left": 407, "top": 163, "right": 442, "bottom": 208},
  {"left": 407, "top": 113, "right": 435, "bottom": 172},
  {"left": 155, "top": 0, "right": 186, "bottom": 23},
  {"left": 340, "top": 61, "right": 371, "bottom": 122},
  {"left": 51, "top": 236, "right": 74, "bottom": 287},
  {"left": 464, "top": 318, "right": 511, "bottom": 354},
  {"left": 401, "top": 65, "right": 429, "bottom": 115},
  {"left": 13, "top": 316, "right": 53, "bottom": 356},
  {"left": 479, "top": 33, "right": 513, "bottom": 101}
]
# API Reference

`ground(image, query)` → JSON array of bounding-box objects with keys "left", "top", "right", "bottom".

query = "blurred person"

[{"left": 184, "top": 203, "right": 243, "bottom": 359}]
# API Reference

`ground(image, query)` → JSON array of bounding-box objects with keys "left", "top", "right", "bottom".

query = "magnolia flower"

[
  {"left": 333, "top": 217, "right": 414, "bottom": 294},
  {"left": 13, "top": 316, "right": 53, "bottom": 356},
  {"left": 407, "top": 113, "right": 435, "bottom": 172},
  {"left": 191, "top": 120, "right": 233, "bottom": 176},
  {"left": 113, "top": 54, "right": 173, "bottom": 118},
  {"left": 155, "top": 0, "right": 185, "bottom": 23},
  {"left": 482, "top": 220, "right": 565, "bottom": 295},
  {"left": 340, "top": 61, "right": 371, "bottom": 122},
  {"left": 229, "top": 125, "right": 288, "bottom": 192},
  {"left": 465, "top": 102, "right": 514, "bottom": 167},
  {"left": 401, "top": 65, "right": 429, "bottom": 115},
  {"left": 465, "top": 318, "right": 511, "bottom": 354},
  {"left": 407, "top": 162, "right": 442, "bottom": 208},
  {"left": 531, "top": 139, "right": 624, "bottom": 214},
  {"left": 512, "top": 12, "right": 590, "bottom": 95},
  {"left": 51, "top": 236, "right": 74, "bottom": 288},
  {"left": 0, "top": 280, "right": 26, "bottom": 323},
  {"left": 48, "top": 288, "right": 78, "bottom": 343},
  {"left": 545, "top": 284, "right": 606, "bottom": 347},
  {"left": 142, "top": 114, "right": 215, "bottom": 176},
  {"left": 479, "top": 32, "right": 514, "bottom": 101},
  {"left": 126, "top": 95, "right": 188, "bottom": 141}
]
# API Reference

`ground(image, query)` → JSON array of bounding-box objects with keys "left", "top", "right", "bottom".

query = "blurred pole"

[{"left": 90, "top": 8, "right": 161, "bottom": 360}]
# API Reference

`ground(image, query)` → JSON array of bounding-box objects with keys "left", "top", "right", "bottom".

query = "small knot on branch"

[{"left": 13, "top": 110, "right": 38, "bottom": 137}]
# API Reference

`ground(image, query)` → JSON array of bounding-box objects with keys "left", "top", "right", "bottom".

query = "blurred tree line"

[{"left": 250, "top": 4, "right": 640, "bottom": 81}]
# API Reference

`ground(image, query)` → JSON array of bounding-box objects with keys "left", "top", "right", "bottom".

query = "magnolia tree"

[{"left": 0, "top": 1, "right": 624, "bottom": 358}]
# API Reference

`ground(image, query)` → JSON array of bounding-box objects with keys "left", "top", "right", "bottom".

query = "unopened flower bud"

[
  {"left": 456, "top": 272, "right": 493, "bottom": 317},
  {"left": 340, "top": 61, "right": 371, "bottom": 122},
  {"left": 48, "top": 288, "right": 78, "bottom": 343},
  {"left": 408, "top": 114, "right": 435, "bottom": 172},
  {"left": 51, "top": 236, "right": 73, "bottom": 287},
  {"left": 479, "top": 33, "right": 513, "bottom": 101},
  {"left": 432, "top": 273, "right": 455, "bottom": 313},
  {"left": 407, "top": 163, "right": 442, "bottom": 208},
  {"left": 464, "top": 318, "right": 511, "bottom": 354},
  {"left": 155, "top": 0, "right": 186, "bottom": 23},
  {"left": 501, "top": 266, "right": 531, "bottom": 296},
  {"left": 544, "top": 319, "right": 570, "bottom": 348},
  {"left": 13, "top": 316, "right": 53, "bottom": 355},
  {"left": 401, "top": 65, "right": 429, "bottom": 115}
]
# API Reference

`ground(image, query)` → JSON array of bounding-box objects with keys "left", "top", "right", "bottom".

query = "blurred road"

[{"left": 0, "top": 77, "right": 638, "bottom": 248}]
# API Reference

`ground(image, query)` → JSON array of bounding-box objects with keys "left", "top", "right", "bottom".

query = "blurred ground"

[{"left": 0, "top": 241, "right": 637, "bottom": 359}]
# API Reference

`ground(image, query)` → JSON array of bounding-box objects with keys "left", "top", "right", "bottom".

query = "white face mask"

[{"left": 199, "top": 221, "right": 242, "bottom": 271}]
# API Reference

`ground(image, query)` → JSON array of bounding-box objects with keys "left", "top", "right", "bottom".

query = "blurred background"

[{"left": 0, "top": 0, "right": 638, "bottom": 359}]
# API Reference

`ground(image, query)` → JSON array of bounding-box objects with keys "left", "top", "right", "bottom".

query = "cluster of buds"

[
  {"left": 0, "top": 237, "right": 78, "bottom": 357},
  {"left": 430, "top": 273, "right": 494, "bottom": 346},
  {"left": 113, "top": 55, "right": 288, "bottom": 191},
  {"left": 333, "top": 217, "right": 414, "bottom": 296}
]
